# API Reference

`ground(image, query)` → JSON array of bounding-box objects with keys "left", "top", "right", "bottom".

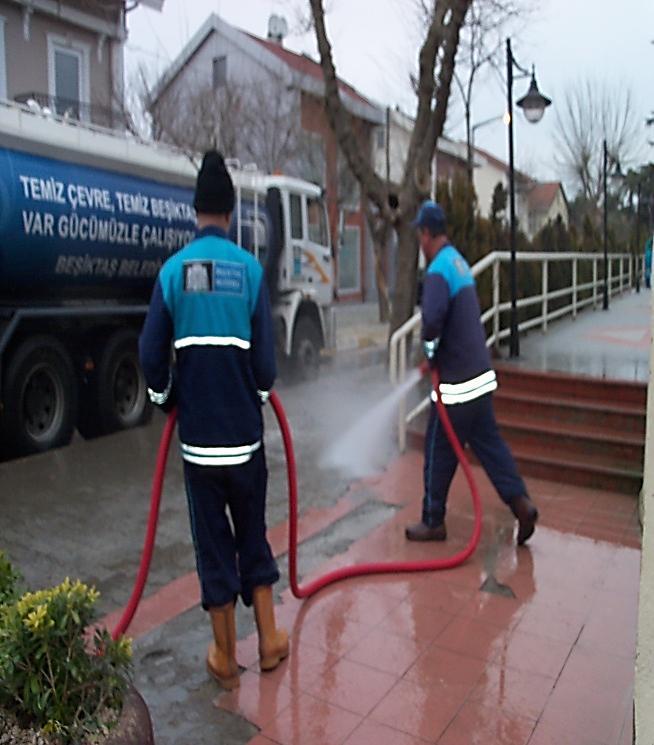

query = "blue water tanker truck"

[{"left": 0, "top": 100, "right": 334, "bottom": 457}]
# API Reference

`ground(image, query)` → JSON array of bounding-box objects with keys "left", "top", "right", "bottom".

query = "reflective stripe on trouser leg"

[
  {"left": 224, "top": 446, "right": 279, "bottom": 607},
  {"left": 467, "top": 395, "right": 527, "bottom": 504}
]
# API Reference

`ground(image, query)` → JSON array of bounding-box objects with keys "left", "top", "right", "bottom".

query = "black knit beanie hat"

[{"left": 193, "top": 150, "right": 235, "bottom": 215}]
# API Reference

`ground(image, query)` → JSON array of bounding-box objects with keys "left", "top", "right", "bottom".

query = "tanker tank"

[{"left": 0, "top": 146, "right": 198, "bottom": 304}]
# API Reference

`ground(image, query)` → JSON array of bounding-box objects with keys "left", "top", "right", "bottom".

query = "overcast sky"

[{"left": 125, "top": 0, "right": 654, "bottom": 187}]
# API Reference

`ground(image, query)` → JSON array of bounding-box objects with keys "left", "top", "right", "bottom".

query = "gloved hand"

[
  {"left": 148, "top": 373, "right": 176, "bottom": 413},
  {"left": 423, "top": 338, "right": 439, "bottom": 361},
  {"left": 258, "top": 389, "right": 271, "bottom": 405},
  {"left": 157, "top": 386, "right": 177, "bottom": 414}
]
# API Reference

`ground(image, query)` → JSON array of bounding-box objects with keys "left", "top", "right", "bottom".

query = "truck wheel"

[
  {"left": 291, "top": 317, "right": 321, "bottom": 381},
  {"left": 2, "top": 336, "right": 77, "bottom": 455},
  {"left": 78, "top": 330, "right": 152, "bottom": 437}
]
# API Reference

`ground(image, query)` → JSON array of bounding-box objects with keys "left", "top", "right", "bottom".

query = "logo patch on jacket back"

[
  {"left": 183, "top": 260, "right": 245, "bottom": 296},
  {"left": 184, "top": 261, "right": 213, "bottom": 292}
]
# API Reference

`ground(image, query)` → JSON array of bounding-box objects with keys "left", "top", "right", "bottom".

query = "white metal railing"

[{"left": 389, "top": 250, "right": 642, "bottom": 451}]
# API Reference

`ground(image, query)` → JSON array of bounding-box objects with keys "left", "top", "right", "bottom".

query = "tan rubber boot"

[
  {"left": 252, "top": 585, "right": 289, "bottom": 671},
  {"left": 207, "top": 603, "right": 240, "bottom": 690}
]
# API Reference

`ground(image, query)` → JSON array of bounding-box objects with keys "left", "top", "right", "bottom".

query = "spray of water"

[{"left": 320, "top": 367, "right": 423, "bottom": 479}]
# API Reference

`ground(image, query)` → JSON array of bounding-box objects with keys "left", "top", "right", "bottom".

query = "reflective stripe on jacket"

[{"left": 139, "top": 225, "right": 276, "bottom": 464}]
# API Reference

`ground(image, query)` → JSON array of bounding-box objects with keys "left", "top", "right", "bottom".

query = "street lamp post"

[
  {"left": 603, "top": 139, "right": 609, "bottom": 310},
  {"left": 601, "top": 142, "right": 625, "bottom": 308},
  {"left": 506, "top": 38, "right": 551, "bottom": 358},
  {"left": 636, "top": 180, "right": 642, "bottom": 293}
]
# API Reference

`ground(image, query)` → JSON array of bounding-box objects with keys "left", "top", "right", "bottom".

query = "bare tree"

[
  {"left": 146, "top": 71, "right": 310, "bottom": 175},
  {"left": 452, "top": 0, "right": 532, "bottom": 185},
  {"left": 148, "top": 80, "right": 245, "bottom": 161},
  {"left": 554, "top": 78, "right": 643, "bottom": 204},
  {"left": 240, "top": 81, "right": 305, "bottom": 173},
  {"left": 309, "top": 0, "right": 472, "bottom": 336}
]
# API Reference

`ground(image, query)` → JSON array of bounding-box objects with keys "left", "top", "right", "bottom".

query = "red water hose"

[
  {"left": 111, "top": 365, "right": 482, "bottom": 636},
  {"left": 111, "top": 411, "right": 177, "bottom": 641},
  {"left": 275, "top": 365, "right": 483, "bottom": 599}
]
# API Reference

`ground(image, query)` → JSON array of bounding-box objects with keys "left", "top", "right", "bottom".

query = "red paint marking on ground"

[{"left": 586, "top": 326, "right": 651, "bottom": 349}]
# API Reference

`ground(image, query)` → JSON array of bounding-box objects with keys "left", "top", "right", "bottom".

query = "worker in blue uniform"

[
  {"left": 645, "top": 235, "right": 652, "bottom": 289},
  {"left": 405, "top": 200, "right": 538, "bottom": 545},
  {"left": 139, "top": 151, "right": 288, "bottom": 690}
]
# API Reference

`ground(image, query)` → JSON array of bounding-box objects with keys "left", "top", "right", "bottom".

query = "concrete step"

[
  {"left": 407, "top": 365, "right": 647, "bottom": 495},
  {"left": 493, "top": 389, "right": 646, "bottom": 437},
  {"left": 496, "top": 365, "right": 647, "bottom": 408},
  {"left": 511, "top": 446, "right": 642, "bottom": 496},
  {"left": 406, "top": 427, "right": 642, "bottom": 496},
  {"left": 496, "top": 414, "right": 645, "bottom": 471}
]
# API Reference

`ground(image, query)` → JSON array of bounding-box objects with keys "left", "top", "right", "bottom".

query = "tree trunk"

[
  {"left": 309, "top": 0, "right": 472, "bottom": 339},
  {"left": 389, "top": 219, "right": 419, "bottom": 338},
  {"left": 364, "top": 203, "right": 391, "bottom": 323}
]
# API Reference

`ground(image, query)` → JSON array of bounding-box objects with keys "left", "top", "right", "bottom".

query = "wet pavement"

[
  {"left": 514, "top": 288, "right": 651, "bottom": 382},
  {"left": 0, "top": 293, "right": 645, "bottom": 744},
  {"left": 128, "top": 455, "right": 639, "bottom": 745}
]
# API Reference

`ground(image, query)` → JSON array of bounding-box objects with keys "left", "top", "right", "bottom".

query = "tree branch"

[
  {"left": 419, "top": 0, "right": 471, "bottom": 169},
  {"left": 309, "top": 0, "right": 386, "bottom": 212}
]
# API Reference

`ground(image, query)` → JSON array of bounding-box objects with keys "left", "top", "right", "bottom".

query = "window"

[
  {"left": 241, "top": 217, "right": 268, "bottom": 264},
  {"left": 307, "top": 197, "right": 328, "bottom": 246},
  {"left": 0, "top": 17, "right": 6, "bottom": 100},
  {"left": 338, "top": 225, "right": 360, "bottom": 292},
  {"left": 296, "top": 133, "right": 325, "bottom": 187},
  {"left": 212, "top": 56, "right": 227, "bottom": 89},
  {"left": 290, "top": 194, "right": 303, "bottom": 239},
  {"left": 47, "top": 36, "right": 90, "bottom": 120},
  {"left": 376, "top": 125, "right": 385, "bottom": 150},
  {"left": 338, "top": 151, "right": 360, "bottom": 211}
]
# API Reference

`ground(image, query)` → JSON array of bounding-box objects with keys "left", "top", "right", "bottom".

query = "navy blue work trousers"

[
  {"left": 423, "top": 393, "right": 527, "bottom": 527},
  {"left": 183, "top": 447, "right": 279, "bottom": 609}
]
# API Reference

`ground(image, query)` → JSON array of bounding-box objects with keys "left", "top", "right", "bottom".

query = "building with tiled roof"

[
  {"left": 525, "top": 181, "right": 568, "bottom": 234},
  {"left": 471, "top": 146, "right": 568, "bottom": 239},
  {"left": 148, "top": 13, "right": 383, "bottom": 302}
]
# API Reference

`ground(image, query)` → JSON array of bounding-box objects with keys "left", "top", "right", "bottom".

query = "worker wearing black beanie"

[
  {"left": 141, "top": 148, "right": 286, "bottom": 692},
  {"left": 193, "top": 150, "right": 235, "bottom": 215}
]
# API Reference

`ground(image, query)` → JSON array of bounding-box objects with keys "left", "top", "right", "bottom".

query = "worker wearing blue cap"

[{"left": 405, "top": 200, "right": 538, "bottom": 545}]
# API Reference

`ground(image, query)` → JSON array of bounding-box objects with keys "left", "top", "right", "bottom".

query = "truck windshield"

[
  {"left": 308, "top": 197, "right": 328, "bottom": 246},
  {"left": 227, "top": 190, "right": 271, "bottom": 265}
]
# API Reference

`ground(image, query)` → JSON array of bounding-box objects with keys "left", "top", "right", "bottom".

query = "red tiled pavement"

[{"left": 211, "top": 451, "right": 640, "bottom": 744}]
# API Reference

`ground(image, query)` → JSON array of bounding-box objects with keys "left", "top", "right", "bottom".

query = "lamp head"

[{"left": 517, "top": 70, "right": 552, "bottom": 124}]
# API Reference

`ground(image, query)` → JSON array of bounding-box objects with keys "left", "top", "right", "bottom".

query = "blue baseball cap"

[{"left": 411, "top": 200, "right": 447, "bottom": 233}]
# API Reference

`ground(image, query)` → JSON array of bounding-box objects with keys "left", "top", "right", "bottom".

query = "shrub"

[
  {"left": 0, "top": 550, "right": 21, "bottom": 605},
  {"left": 0, "top": 566, "right": 132, "bottom": 745}
]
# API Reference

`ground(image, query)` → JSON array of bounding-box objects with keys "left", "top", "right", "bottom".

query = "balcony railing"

[{"left": 13, "top": 92, "right": 128, "bottom": 131}]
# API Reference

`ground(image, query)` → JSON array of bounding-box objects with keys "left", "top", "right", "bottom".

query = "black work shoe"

[
  {"left": 511, "top": 496, "right": 539, "bottom": 545},
  {"left": 405, "top": 521, "right": 447, "bottom": 542}
]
